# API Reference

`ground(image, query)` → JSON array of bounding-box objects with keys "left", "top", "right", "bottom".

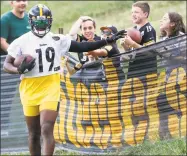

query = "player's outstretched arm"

[
  {"left": 69, "top": 40, "right": 106, "bottom": 53},
  {"left": 69, "top": 30, "right": 126, "bottom": 53}
]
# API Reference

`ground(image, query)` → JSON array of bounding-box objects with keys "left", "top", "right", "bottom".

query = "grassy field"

[
  {"left": 1, "top": 1, "right": 186, "bottom": 155},
  {"left": 2, "top": 137, "right": 186, "bottom": 155}
]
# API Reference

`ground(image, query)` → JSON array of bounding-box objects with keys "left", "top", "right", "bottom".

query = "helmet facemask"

[{"left": 29, "top": 16, "right": 52, "bottom": 38}]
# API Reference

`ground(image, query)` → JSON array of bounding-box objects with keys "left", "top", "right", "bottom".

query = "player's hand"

[
  {"left": 105, "top": 30, "right": 127, "bottom": 44},
  {"left": 17, "top": 57, "right": 36, "bottom": 74}
]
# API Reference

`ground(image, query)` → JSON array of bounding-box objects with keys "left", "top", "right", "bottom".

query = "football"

[
  {"left": 127, "top": 28, "right": 142, "bottom": 44},
  {"left": 14, "top": 54, "right": 34, "bottom": 67}
]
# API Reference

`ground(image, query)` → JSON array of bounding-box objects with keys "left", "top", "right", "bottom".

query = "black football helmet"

[{"left": 28, "top": 4, "right": 53, "bottom": 37}]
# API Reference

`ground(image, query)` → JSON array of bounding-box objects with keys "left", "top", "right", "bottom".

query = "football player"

[{"left": 3, "top": 4, "right": 125, "bottom": 155}]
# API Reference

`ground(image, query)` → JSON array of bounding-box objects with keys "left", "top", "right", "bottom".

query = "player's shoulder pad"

[{"left": 52, "top": 35, "right": 60, "bottom": 41}]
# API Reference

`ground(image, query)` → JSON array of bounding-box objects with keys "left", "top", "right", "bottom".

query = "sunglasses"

[{"left": 101, "top": 31, "right": 113, "bottom": 36}]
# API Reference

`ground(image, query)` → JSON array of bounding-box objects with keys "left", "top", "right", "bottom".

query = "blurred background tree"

[{"left": 1, "top": 1, "right": 186, "bottom": 40}]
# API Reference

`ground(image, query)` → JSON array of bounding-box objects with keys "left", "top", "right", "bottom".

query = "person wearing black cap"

[
  {"left": 85, "top": 25, "right": 126, "bottom": 82},
  {"left": 85, "top": 25, "right": 120, "bottom": 59}
]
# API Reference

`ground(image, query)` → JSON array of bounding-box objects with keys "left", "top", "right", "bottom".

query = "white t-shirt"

[{"left": 7, "top": 31, "right": 71, "bottom": 78}]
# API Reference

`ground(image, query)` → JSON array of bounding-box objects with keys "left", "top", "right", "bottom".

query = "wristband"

[{"left": 74, "top": 66, "right": 81, "bottom": 71}]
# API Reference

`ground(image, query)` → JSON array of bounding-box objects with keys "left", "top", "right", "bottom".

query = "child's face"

[
  {"left": 160, "top": 13, "right": 174, "bottom": 31},
  {"left": 131, "top": 6, "right": 148, "bottom": 24}
]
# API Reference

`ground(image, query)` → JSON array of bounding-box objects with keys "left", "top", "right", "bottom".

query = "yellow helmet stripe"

[{"left": 38, "top": 4, "right": 43, "bottom": 16}]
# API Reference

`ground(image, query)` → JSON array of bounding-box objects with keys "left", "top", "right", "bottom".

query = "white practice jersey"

[{"left": 7, "top": 32, "right": 71, "bottom": 78}]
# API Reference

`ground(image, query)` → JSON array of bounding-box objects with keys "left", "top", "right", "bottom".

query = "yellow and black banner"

[
  {"left": 54, "top": 34, "right": 186, "bottom": 153},
  {"left": 0, "top": 34, "right": 186, "bottom": 154}
]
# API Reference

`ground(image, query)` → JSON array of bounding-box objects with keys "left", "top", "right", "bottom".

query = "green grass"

[
  {"left": 118, "top": 137, "right": 186, "bottom": 156},
  {"left": 54, "top": 137, "right": 187, "bottom": 155},
  {"left": 1, "top": 137, "right": 186, "bottom": 155}
]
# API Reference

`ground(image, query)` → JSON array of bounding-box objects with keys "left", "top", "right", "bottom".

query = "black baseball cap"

[{"left": 100, "top": 25, "right": 118, "bottom": 34}]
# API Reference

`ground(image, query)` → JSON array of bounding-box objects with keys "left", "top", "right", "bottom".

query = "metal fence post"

[{"left": 58, "top": 28, "right": 63, "bottom": 34}]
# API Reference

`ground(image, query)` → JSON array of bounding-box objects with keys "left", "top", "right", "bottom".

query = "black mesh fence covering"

[{"left": 1, "top": 34, "right": 186, "bottom": 154}]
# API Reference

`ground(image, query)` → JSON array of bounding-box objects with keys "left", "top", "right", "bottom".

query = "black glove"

[
  {"left": 105, "top": 30, "right": 127, "bottom": 44},
  {"left": 17, "top": 57, "right": 36, "bottom": 74}
]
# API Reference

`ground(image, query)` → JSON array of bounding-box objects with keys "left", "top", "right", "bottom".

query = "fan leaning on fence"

[
  {"left": 159, "top": 11, "right": 186, "bottom": 82},
  {"left": 3, "top": 4, "right": 126, "bottom": 156}
]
